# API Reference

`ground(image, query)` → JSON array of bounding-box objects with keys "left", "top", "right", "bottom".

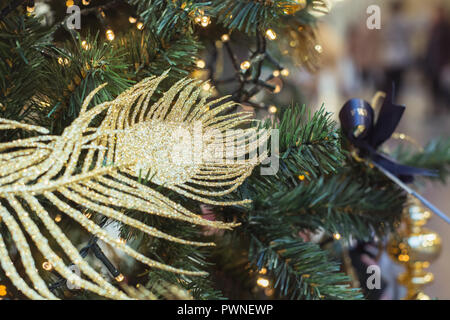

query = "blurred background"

[{"left": 294, "top": 0, "right": 450, "bottom": 299}]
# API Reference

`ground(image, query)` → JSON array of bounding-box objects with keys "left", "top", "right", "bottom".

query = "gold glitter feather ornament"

[{"left": 0, "top": 71, "right": 269, "bottom": 300}]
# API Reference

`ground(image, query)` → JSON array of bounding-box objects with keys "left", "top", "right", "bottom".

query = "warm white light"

[
  {"left": 137, "top": 22, "right": 144, "bottom": 30},
  {"left": 196, "top": 59, "right": 206, "bottom": 69},
  {"left": 129, "top": 16, "right": 137, "bottom": 24},
  {"left": 115, "top": 274, "right": 125, "bottom": 282},
  {"left": 257, "top": 278, "right": 270, "bottom": 288},
  {"left": 333, "top": 233, "right": 341, "bottom": 240},
  {"left": 106, "top": 29, "right": 115, "bottom": 41},
  {"left": 221, "top": 34, "right": 230, "bottom": 42},
  {"left": 265, "top": 29, "right": 277, "bottom": 40},
  {"left": 240, "top": 60, "right": 251, "bottom": 71},
  {"left": 268, "top": 105, "right": 277, "bottom": 114},
  {"left": 202, "top": 83, "right": 211, "bottom": 91},
  {"left": 281, "top": 68, "right": 289, "bottom": 77},
  {"left": 200, "top": 16, "right": 211, "bottom": 27}
]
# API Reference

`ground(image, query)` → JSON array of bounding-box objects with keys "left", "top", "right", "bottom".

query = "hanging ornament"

[
  {"left": 339, "top": 88, "right": 450, "bottom": 224},
  {"left": 279, "top": 23, "right": 322, "bottom": 72},
  {"left": 387, "top": 196, "right": 442, "bottom": 300},
  {"left": 0, "top": 71, "right": 269, "bottom": 299}
]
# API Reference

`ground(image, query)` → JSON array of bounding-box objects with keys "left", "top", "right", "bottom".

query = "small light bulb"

[
  {"left": 82, "top": 0, "right": 90, "bottom": 5},
  {"left": 281, "top": 68, "right": 289, "bottom": 77},
  {"left": 202, "top": 83, "right": 211, "bottom": 91},
  {"left": 265, "top": 29, "right": 277, "bottom": 40},
  {"left": 221, "top": 34, "right": 230, "bottom": 42},
  {"left": 42, "top": 261, "right": 53, "bottom": 271},
  {"left": 273, "top": 85, "right": 281, "bottom": 94},
  {"left": 272, "top": 70, "right": 280, "bottom": 77},
  {"left": 268, "top": 105, "right": 277, "bottom": 114},
  {"left": 55, "top": 214, "right": 62, "bottom": 223},
  {"left": 298, "top": 174, "right": 305, "bottom": 181},
  {"left": 314, "top": 44, "right": 323, "bottom": 53},
  {"left": 106, "top": 29, "right": 115, "bottom": 41},
  {"left": 196, "top": 59, "right": 206, "bottom": 69},
  {"left": 259, "top": 267, "right": 267, "bottom": 275},
  {"left": 240, "top": 60, "right": 251, "bottom": 71},
  {"left": 333, "top": 233, "right": 341, "bottom": 240},
  {"left": 136, "top": 22, "right": 144, "bottom": 30},
  {"left": 81, "top": 40, "right": 91, "bottom": 50},
  {"left": 66, "top": 0, "right": 74, "bottom": 7},
  {"left": 26, "top": 4, "right": 35, "bottom": 13},
  {"left": 257, "top": 277, "right": 270, "bottom": 288},
  {"left": 200, "top": 16, "right": 210, "bottom": 27},
  {"left": 115, "top": 274, "right": 125, "bottom": 282},
  {"left": 129, "top": 16, "right": 137, "bottom": 24}
]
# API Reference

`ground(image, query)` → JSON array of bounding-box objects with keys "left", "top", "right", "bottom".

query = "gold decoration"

[
  {"left": 281, "top": 24, "right": 322, "bottom": 72},
  {"left": 281, "top": 0, "right": 307, "bottom": 15},
  {"left": 0, "top": 71, "right": 268, "bottom": 299},
  {"left": 387, "top": 196, "right": 442, "bottom": 300},
  {"left": 0, "top": 285, "right": 7, "bottom": 297}
]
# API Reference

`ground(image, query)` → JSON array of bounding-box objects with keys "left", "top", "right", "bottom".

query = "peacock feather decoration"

[{"left": 0, "top": 71, "right": 269, "bottom": 299}]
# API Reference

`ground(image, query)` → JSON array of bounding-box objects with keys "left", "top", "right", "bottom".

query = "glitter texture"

[{"left": 0, "top": 71, "right": 268, "bottom": 299}]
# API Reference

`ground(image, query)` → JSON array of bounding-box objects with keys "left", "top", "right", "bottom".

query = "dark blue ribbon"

[{"left": 339, "top": 88, "right": 437, "bottom": 183}]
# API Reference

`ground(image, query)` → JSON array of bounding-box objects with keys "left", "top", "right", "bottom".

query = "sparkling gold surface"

[
  {"left": 0, "top": 72, "right": 267, "bottom": 299},
  {"left": 387, "top": 197, "right": 442, "bottom": 300}
]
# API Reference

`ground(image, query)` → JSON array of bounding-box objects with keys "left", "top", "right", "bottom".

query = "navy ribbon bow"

[{"left": 339, "top": 89, "right": 437, "bottom": 183}]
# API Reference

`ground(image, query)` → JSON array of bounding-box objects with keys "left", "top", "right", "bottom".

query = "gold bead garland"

[{"left": 387, "top": 196, "right": 442, "bottom": 300}]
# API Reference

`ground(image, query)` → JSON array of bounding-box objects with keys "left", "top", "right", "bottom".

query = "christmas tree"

[{"left": 0, "top": 0, "right": 449, "bottom": 300}]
